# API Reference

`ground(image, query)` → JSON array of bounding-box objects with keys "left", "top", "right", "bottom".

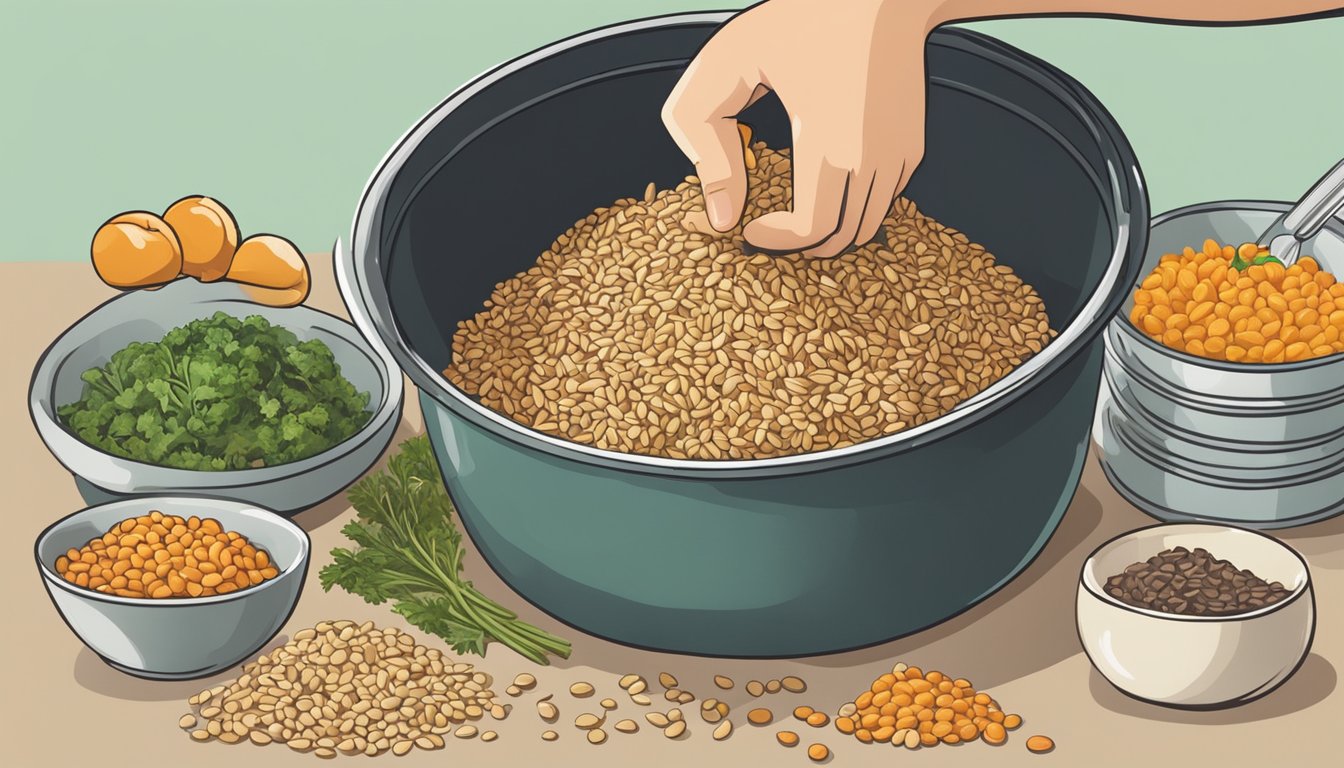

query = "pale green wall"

[{"left": 5, "top": 1, "right": 1341, "bottom": 262}]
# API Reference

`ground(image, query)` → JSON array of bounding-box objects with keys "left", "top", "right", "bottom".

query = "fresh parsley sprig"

[{"left": 320, "top": 436, "right": 572, "bottom": 664}]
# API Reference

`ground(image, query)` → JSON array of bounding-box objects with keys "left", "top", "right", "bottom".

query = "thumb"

[{"left": 662, "top": 55, "right": 756, "bottom": 232}]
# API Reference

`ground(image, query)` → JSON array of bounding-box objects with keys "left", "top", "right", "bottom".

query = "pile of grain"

[
  {"left": 443, "top": 142, "right": 1055, "bottom": 459},
  {"left": 180, "top": 620, "right": 505, "bottom": 757}
]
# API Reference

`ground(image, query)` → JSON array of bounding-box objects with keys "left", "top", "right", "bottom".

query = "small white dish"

[{"left": 1076, "top": 523, "right": 1314, "bottom": 709}]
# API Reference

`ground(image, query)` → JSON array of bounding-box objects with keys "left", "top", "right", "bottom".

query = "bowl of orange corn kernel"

[{"left": 1095, "top": 201, "right": 1344, "bottom": 529}]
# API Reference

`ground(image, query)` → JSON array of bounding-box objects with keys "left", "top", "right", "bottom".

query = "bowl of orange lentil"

[
  {"left": 34, "top": 496, "right": 309, "bottom": 679},
  {"left": 1096, "top": 201, "right": 1344, "bottom": 528}
]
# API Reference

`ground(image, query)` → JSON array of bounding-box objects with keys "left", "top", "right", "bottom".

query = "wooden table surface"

[{"left": 4, "top": 257, "right": 1340, "bottom": 767}]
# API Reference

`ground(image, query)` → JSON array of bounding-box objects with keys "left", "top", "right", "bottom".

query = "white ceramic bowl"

[
  {"left": 1076, "top": 523, "right": 1314, "bottom": 708},
  {"left": 35, "top": 496, "right": 309, "bottom": 679}
]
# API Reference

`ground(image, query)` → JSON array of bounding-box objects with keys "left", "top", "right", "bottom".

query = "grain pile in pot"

[{"left": 443, "top": 140, "right": 1056, "bottom": 459}]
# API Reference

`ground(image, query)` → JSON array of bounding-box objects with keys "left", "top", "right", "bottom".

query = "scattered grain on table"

[
  {"left": 748, "top": 708, "right": 774, "bottom": 726},
  {"left": 182, "top": 620, "right": 502, "bottom": 757},
  {"left": 1027, "top": 735, "right": 1055, "bottom": 753},
  {"left": 537, "top": 697, "right": 559, "bottom": 722}
]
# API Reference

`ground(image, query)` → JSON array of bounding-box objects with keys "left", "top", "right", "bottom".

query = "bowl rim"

[
  {"left": 34, "top": 495, "right": 311, "bottom": 607},
  {"left": 27, "top": 280, "right": 404, "bottom": 486},
  {"left": 339, "top": 12, "right": 1148, "bottom": 478},
  {"left": 1079, "top": 521, "right": 1311, "bottom": 622},
  {"left": 1111, "top": 199, "right": 1344, "bottom": 373}
]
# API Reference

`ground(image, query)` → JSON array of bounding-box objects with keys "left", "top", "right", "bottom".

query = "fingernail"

[{"left": 705, "top": 190, "right": 733, "bottom": 231}]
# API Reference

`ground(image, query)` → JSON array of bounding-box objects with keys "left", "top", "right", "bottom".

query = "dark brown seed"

[{"left": 1104, "top": 546, "right": 1291, "bottom": 616}]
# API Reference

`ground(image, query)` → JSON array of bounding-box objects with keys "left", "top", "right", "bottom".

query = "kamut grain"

[
  {"left": 574, "top": 713, "right": 603, "bottom": 730},
  {"left": 537, "top": 698, "right": 559, "bottom": 722},
  {"left": 181, "top": 620, "right": 501, "bottom": 758},
  {"left": 713, "top": 675, "right": 734, "bottom": 690},
  {"left": 443, "top": 143, "right": 1055, "bottom": 460},
  {"left": 646, "top": 712, "right": 670, "bottom": 728},
  {"left": 713, "top": 720, "right": 734, "bottom": 741}
]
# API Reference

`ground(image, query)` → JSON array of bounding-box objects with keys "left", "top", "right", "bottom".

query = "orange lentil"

[
  {"left": 834, "top": 662, "right": 1027, "bottom": 751},
  {"left": 53, "top": 511, "right": 279, "bottom": 599},
  {"left": 1131, "top": 242, "right": 1343, "bottom": 362},
  {"left": 1026, "top": 735, "right": 1055, "bottom": 753}
]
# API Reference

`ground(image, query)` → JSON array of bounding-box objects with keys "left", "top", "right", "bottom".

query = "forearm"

[{"left": 926, "top": 0, "right": 1344, "bottom": 27}]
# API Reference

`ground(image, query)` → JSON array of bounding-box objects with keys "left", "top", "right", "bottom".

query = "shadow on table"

[
  {"left": 289, "top": 417, "right": 424, "bottom": 533},
  {"left": 1087, "top": 652, "right": 1336, "bottom": 723},
  {"left": 1279, "top": 513, "right": 1344, "bottom": 571},
  {"left": 72, "top": 635, "right": 289, "bottom": 702},
  {"left": 797, "top": 486, "right": 1108, "bottom": 686},
  {"left": 546, "top": 485, "right": 1110, "bottom": 693}
]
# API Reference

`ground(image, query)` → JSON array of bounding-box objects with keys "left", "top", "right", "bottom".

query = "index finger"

[{"left": 662, "top": 51, "right": 759, "bottom": 231}]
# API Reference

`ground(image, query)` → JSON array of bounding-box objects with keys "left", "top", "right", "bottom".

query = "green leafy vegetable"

[
  {"left": 1252, "top": 254, "right": 1283, "bottom": 266},
  {"left": 320, "top": 436, "right": 572, "bottom": 664},
  {"left": 57, "top": 312, "right": 371, "bottom": 470}
]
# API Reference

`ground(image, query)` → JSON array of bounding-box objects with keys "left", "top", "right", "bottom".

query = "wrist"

[
  {"left": 872, "top": 0, "right": 954, "bottom": 37},
  {"left": 916, "top": 0, "right": 972, "bottom": 31}
]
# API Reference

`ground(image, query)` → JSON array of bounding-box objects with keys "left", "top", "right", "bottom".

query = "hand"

[{"left": 662, "top": 0, "right": 934, "bottom": 258}]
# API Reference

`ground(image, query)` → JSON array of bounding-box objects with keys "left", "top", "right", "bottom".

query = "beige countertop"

[{"left": 3, "top": 257, "right": 1340, "bottom": 767}]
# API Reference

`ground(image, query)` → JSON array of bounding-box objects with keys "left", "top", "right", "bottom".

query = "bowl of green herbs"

[{"left": 30, "top": 279, "right": 403, "bottom": 514}]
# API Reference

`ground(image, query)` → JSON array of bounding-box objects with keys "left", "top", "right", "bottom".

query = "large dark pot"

[{"left": 338, "top": 12, "right": 1147, "bottom": 656}]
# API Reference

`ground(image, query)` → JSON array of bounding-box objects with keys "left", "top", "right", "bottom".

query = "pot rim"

[{"left": 340, "top": 11, "right": 1146, "bottom": 478}]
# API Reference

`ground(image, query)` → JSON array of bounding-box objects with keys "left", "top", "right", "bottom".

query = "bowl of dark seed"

[{"left": 1076, "top": 523, "right": 1314, "bottom": 708}]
